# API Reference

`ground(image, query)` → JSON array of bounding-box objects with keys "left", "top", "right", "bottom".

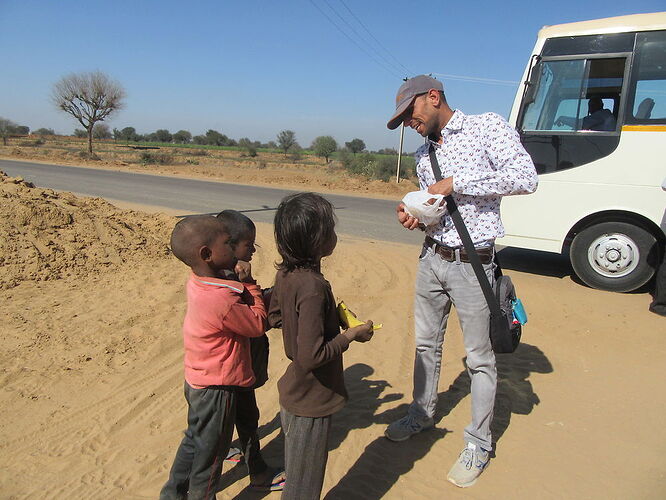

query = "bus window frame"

[
  {"left": 624, "top": 30, "right": 666, "bottom": 125},
  {"left": 519, "top": 52, "right": 633, "bottom": 136}
]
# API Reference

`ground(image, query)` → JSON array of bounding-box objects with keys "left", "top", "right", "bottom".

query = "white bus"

[{"left": 501, "top": 12, "right": 666, "bottom": 292}]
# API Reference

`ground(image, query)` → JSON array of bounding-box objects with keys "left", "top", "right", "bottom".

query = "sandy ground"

[{"left": 1, "top": 172, "right": 665, "bottom": 499}]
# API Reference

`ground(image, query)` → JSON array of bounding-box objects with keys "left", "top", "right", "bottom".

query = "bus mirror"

[{"left": 523, "top": 61, "right": 542, "bottom": 105}]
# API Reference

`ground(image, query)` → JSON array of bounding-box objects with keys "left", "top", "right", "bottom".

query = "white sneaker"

[
  {"left": 384, "top": 413, "right": 434, "bottom": 442},
  {"left": 447, "top": 442, "right": 490, "bottom": 487}
]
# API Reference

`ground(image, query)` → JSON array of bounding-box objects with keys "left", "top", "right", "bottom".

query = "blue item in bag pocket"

[{"left": 512, "top": 298, "right": 528, "bottom": 325}]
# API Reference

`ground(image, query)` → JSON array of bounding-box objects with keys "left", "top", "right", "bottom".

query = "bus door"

[{"left": 517, "top": 32, "right": 634, "bottom": 174}]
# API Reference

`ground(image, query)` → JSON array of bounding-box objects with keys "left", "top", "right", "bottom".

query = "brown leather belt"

[{"left": 425, "top": 236, "right": 494, "bottom": 264}]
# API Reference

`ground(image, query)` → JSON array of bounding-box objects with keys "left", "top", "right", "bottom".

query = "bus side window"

[
  {"left": 521, "top": 57, "right": 624, "bottom": 133},
  {"left": 627, "top": 30, "right": 666, "bottom": 124}
]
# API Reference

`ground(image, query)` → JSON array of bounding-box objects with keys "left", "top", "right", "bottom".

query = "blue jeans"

[{"left": 408, "top": 243, "right": 497, "bottom": 451}]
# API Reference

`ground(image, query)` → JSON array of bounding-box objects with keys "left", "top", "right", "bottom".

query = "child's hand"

[
  {"left": 235, "top": 261, "right": 254, "bottom": 283},
  {"left": 344, "top": 321, "right": 374, "bottom": 343}
]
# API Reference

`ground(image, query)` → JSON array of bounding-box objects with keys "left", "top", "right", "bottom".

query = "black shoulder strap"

[{"left": 428, "top": 145, "right": 501, "bottom": 317}]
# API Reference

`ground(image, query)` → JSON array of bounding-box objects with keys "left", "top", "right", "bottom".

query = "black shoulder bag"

[{"left": 428, "top": 146, "right": 521, "bottom": 353}]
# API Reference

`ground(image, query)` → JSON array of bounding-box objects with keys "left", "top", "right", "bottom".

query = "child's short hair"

[
  {"left": 216, "top": 210, "right": 255, "bottom": 244},
  {"left": 170, "top": 215, "right": 228, "bottom": 266},
  {"left": 274, "top": 192, "right": 336, "bottom": 271}
]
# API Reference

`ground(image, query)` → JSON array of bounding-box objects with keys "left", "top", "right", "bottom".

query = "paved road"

[{"left": 0, "top": 159, "right": 424, "bottom": 245}]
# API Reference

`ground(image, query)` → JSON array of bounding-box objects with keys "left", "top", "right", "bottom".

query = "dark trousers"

[
  {"left": 650, "top": 250, "right": 666, "bottom": 316},
  {"left": 235, "top": 389, "right": 268, "bottom": 477},
  {"left": 160, "top": 382, "right": 237, "bottom": 500},
  {"left": 280, "top": 407, "right": 331, "bottom": 500}
]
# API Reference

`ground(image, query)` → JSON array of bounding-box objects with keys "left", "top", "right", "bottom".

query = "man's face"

[
  {"left": 588, "top": 99, "right": 602, "bottom": 115},
  {"left": 402, "top": 93, "right": 439, "bottom": 137}
]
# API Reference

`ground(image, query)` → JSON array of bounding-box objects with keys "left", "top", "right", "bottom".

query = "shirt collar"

[
  {"left": 428, "top": 109, "right": 465, "bottom": 147},
  {"left": 191, "top": 272, "right": 244, "bottom": 293}
]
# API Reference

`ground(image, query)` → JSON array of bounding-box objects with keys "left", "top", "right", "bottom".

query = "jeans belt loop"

[{"left": 454, "top": 248, "right": 461, "bottom": 264}]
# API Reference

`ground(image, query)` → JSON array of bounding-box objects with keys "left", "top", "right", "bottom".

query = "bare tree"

[{"left": 52, "top": 71, "right": 126, "bottom": 154}]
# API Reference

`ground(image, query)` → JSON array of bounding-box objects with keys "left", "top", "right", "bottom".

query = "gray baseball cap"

[{"left": 387, "top": 75, "right": 443, "bottom": 130}]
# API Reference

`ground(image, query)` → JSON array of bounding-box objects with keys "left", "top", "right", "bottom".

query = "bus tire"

[{"left": 570, "top": 222, "right": 657, "bottom": 292}]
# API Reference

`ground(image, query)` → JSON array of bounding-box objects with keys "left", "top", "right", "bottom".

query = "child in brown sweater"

[{"left": 268, "top": 193, "right": 374, "bottom": 500}]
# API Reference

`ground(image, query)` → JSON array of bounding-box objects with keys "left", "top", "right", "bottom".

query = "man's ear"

[
  {"left": 427, "top": 88, "right": 442, "bottom": 107},
  {"left": 200, "top": 245, "right": 212, "bottom": 262}
]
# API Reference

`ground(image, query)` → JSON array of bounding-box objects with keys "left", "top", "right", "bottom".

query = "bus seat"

[{"left": 635, "top": 98, "right": 655, "bottom": 119}]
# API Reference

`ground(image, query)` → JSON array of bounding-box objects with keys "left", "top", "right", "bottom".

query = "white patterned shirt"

[{"left": 415, "top": 110, "right": 538, "bottom": 247}]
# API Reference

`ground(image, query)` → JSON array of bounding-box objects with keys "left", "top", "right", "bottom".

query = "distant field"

[{"left": 0, "top": 135, "right": 418, "bottom": 199}]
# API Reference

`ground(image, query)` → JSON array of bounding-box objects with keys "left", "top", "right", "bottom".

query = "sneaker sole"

[
  {"left": 384, "top": 424, "right": 434, "bottom": 442},
  {"left": 447, "top": 476, "right": 478, "bottom": 488}
]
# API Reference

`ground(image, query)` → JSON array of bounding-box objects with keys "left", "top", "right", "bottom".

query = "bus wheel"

[{"left": 570, "top": 222, "right": 657, "bottom": 292}]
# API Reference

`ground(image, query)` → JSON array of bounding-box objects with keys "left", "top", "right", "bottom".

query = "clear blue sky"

[{"left": 1, "top": 0, "right": 663, "bottom": 152}]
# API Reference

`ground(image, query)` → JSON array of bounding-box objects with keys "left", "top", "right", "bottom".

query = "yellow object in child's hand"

[{"left": 337, "top": 301, "right": 382, "bottom": 330}]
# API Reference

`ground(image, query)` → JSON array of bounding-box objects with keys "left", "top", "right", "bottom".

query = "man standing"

[{"left": 384, "top": 75, "right": 537, "bottom": 487}]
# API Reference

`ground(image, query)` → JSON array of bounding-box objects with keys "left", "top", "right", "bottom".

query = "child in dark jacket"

[
  {"left": 268, "top": 193, "right": 375, "bottom": 500},
  {"left": 216, "top": 209, "right": 285, "bottom": 491},
  {"left": 160, "top": 215, "right": 266, "bottom": 500}
]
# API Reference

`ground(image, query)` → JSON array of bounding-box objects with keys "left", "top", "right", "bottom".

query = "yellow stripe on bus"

[{"left": 622, "top": 125, "right": 666, "bottom": 132}]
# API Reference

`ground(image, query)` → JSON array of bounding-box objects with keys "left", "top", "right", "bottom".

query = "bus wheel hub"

[{"left": 588, "top": 234, "right": 638, "bottom": 278}]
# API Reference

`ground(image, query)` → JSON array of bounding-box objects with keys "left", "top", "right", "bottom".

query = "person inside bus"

[{"left": 555, "top": 97, "right": 616, "bottom": 131}]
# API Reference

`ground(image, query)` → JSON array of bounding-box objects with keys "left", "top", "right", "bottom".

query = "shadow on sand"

[
  {"left": 497, "top": 246, "right": 572, "bottom": 279},
  {"left": 219, "top": 363, "right": 402, "bottom": 499},
  {"left": 324, "top": 343, "right": 552, "bottom": 499}
]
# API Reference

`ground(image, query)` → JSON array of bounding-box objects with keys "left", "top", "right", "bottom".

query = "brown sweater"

[{"left": 268, "top": 268, "right": 350, "bottom": 417}]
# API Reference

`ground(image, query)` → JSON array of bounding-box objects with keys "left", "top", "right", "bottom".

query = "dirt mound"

[{"left": 0, "top": 171, "right": 174, "bottom": 288}]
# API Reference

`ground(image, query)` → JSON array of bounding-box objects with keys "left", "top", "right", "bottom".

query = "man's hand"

[
  {"left": 344, "top": 321, "right": 374, "bottom": 343},
  {"left": 427, "top": 176, "right": 454, "bottom": 196},
  {"left": 396, "top": 202, "right": 421, "bottom": 230},
  {"left": 235, "top": 261, "right": 254, "bottom": 283}
]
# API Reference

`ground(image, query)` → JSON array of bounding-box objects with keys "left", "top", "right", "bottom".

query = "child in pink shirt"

[{"left": 160, "top": 215, "right": 266, "bottom": 500}]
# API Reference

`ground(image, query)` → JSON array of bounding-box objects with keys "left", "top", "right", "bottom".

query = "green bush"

[
  {"left": 139, "top": 151, "right": 173, "bottom": 165},
  {"left": 18, "top": 138, "right": 45, "bottom": 147},
  {"left": 338, "top": 152, "right": 415, "bottom": 182},
  {"left": 287, "top": 144, "right": 302, "bottom": 161},
  {"left": 374, "top": 156, "right": 398, "bottom": 182},
  {"left": 338, "top": 149, "right": 353, "bottom": 170},
  {"left": 34, "top": 128, "right": 55, "bottom": 136},
  {"left": 77, "top": 151, "right": 100, "bottom": 161}
]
